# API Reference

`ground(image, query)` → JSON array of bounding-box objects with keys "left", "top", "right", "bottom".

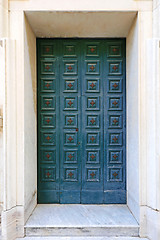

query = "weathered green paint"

[{"left": 37, "top": 39, "right": 126, "bottom": 204}]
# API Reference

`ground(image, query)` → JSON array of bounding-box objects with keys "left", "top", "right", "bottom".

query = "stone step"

[
  {"left": 25, "top": 205, "right": 139, "bottom": 237},
  {"left": 25, "top": 225, "right": 139, "bottom": 237},
  {"left": 17, "top": 237, "right": 148, "bottom": 240}
]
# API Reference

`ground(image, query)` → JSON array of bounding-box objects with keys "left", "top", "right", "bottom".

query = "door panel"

[
  {"left": 59, "top": 41, "right": 81, "bottom": 203},
  {"left": 38, "top": 40, "right": 60, "bottom": 203},
  {"left": 81, "top": 41, "right": 104, "bottom": 203},
  {"left": 104, "top": 41, "right": 126, "bottom": 203},
  {"left": 37, "top": 39, "right": 126, "bottom": 204}
]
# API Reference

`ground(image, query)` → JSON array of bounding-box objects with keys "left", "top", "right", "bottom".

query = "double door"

[{"left": 37, "top": 39, "right": 126, "bottom": 204}]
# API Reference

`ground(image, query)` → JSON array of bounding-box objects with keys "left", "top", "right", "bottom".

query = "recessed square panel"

[
  {"left": 87, "top": 97, "right": 100, "bottom": 110},
  {"left": 87, "top": 150, "right": 100, "bottom": 163},
  {"left": 86, "top": 61, "right": 100, "bottom": 75},
  {"left": 108, "top": 60, "right": 122, "bottom": 75},
  {"left": 109, "top": 97, "right": 122, "bottom": 111},
  {"left": 86, "top": 79, "right": 100, "bottom": 92},
  {"left": 41, "top": 78, "right": 56, "bottom": 92},
  {"left": 41, "top": 113, "right": 56, "bottom": 129},
  {"left": 41, "top": 60, "right": 55, "bottom": 75},
  {"left": 41, "top": 167, "right": 56, "bottom": 182},
  {"left": 64, "top": 114, "right": 78, "bottom": 128},
  {"left": 86, "top": 45, "right": 99, "bottom": 56},
  {"left": 64, "top": 168, "right": 78, "bottom": 181},
  {"left": 64, "top": 97, "right": 78, "bottom": 111},
  {"left": 40, "top": 44, "right": 54, "bottom": 57},
  {"left": 87, "top": 132, "right": 100, "bottom": 146},
  {"left": 64, "top": 151, "right": 77, "bottom": 163},
  {"left": 64, "top": 79, "right": 78, "bottom": 92},
  {"left": 109, "top": 132, "right": 123, "bottom": 146},
  {"left": 63, "top": 61, "right": 78, "bottom": 75},
  {"left": 64, "top": 132, "right": 77, "bottom": 146},
  {"left": 108, "top": 150, "right": 123, "bottom": 164},
  {"left": 40, "top": 131, "right": 56, "bottom": 146},
  {"left": 86, "top": 115, "right": 100, "bottom": 128},
  {"left": 40, "top": 150, "right": 56, "bottom": 164},
  {"left": 108, "top": 167, "right": 123, "bottom": 182},
  {"left": 41, "top": 96, "right": 56, "bottom": 111},
  {"left": 87, "top": 169, "right": 100, "bottom": 182},
  {"left": 108, "top": 78, "right": 122, "bottom": 93},
  {"left": 108, "top": 43, "right": 122, "bottom": 57},
  {"left": 63, "top": 45, "right": 76, "bottom": 56},
  {"left": 108, "top": 114, "right": 123, "bottom": 129}
]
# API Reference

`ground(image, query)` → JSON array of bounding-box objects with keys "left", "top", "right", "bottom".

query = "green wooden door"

[{"left": 37, "top": 39, "right": 126, "bottom": 204}]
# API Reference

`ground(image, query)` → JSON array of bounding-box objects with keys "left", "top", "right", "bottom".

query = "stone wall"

[{"left": 1, "top": 0, "right": 160, "bottom": 240}]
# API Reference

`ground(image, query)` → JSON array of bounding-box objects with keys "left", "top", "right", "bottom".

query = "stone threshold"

[
  {"left": 17, "top": 237, "right": 148, "bottom": 240},
  {"left": 23, "top": 204, "right": 141, "bottom": 238}
]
